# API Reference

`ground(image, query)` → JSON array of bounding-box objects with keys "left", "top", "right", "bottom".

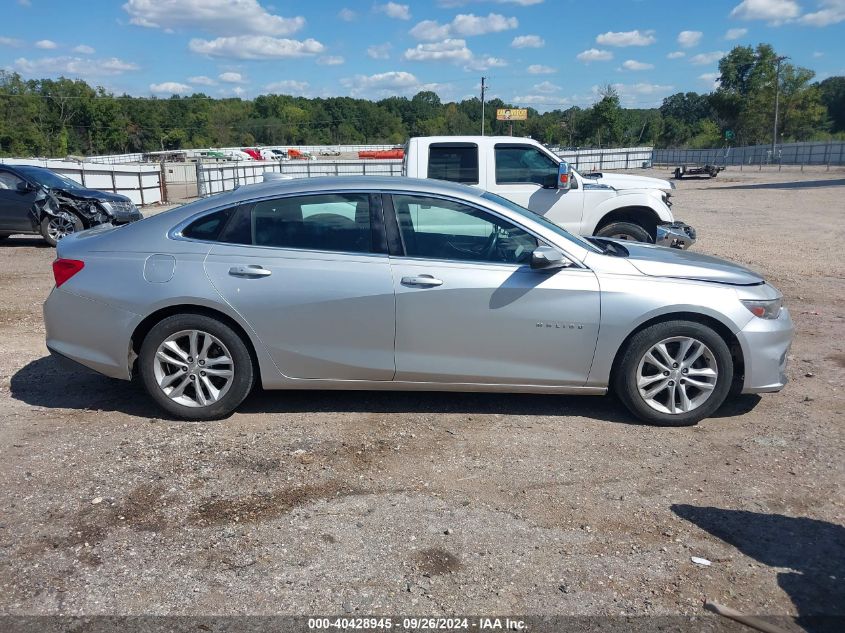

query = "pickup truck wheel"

[
  {"left": 595, "top": 222, "right": 652, "bottom": 243},
  {"left": 139, "top": 314, "right": 255, "bottom": 421},
  {"left": 40, "top": 211, "right": 83, "bottom": 247},
  {"left": 614, "top": 320, "right": 733, "bottom": 426}
]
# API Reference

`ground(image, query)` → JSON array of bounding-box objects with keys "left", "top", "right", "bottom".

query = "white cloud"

[
  {"left": 123, "top": 0, "right": 305, "bottom": 36},
  {"left": 512, "top": 95, "right": 566, "bottom": 107},
  {"left": 317, "top": 55, "right": 345, "bottom": 65},
  {"left": 813, "top": 50, "right": 825, "bottom": 57},
  {"left": 465, "top": 54, "right": 507, "bottom": 71},
  {"left": 189, "top": 36, "right": 325, "bottom": 59},
  {"left": 677, "top": 30, "right": 702, "bottom": 47},
  {"left": 218, "top": 71, "right": 245, "bottom": 83},
  {"left": 577, "top": 48, "right": 613, "bottom": 62},
  {"left": 410, "top": 13, "right": 518, "bottom": 40},
  {"left": 337, "top": 8, "right": 356, "bottom": 21},
  {"left": 527, "top": 64, "right": 556, "bottom": 74},
  {"left": 595, "top": 30, "right": 656, "bottom": 47},
  {"left": 667, "top": 51, "right": 686, "bottom": 59},
  {"left": 150, "top": 81, "right": 193, "bottom": 95},
  {"left": 730, "top": 0, "right": 800, "bottom": 23},
  {"left": 375, "top": 2, "right": 411, "bottom": 19},
  {"left": 533, "top": 80, "right": 560, "bottom": 93},
  {"left": 72, "top": 44, "right": 95, "bottom": 54},
  {"left": 340, "top": 70, "right": 439, "bottom": 97},
  {"left": 609, "top": 82, "right": 675, "bottom": 105},
  {"left": 367, "top": 42, "right": 392, "bottom": 59},
  {"left": 188, "top": 75, "right": 216, "bottom": 85},
  {"left": 622, "top": 59, "right": 654, "bottom": 70},
  {"left": 14, "top": 56, "right": 139, "bottom": 77},
  {"left": 690, "top": 50, "right": 725, "bottom": 65},
  {"left": 724, "top": 27, "right": 748, "bottom": 39},
  {"left": 264, "top": 79, "right": 309, "bottom": 94},
  {"left": 0, "top": 37, "right": 24, "bottom": 47},
  {"left": 799, "top": 0, "right": 845, "bottom": 26},
  {"left": 699, "top": 72, "right": 720, "bottom": 89},
  {"left": 35, "top": 39, "right": 58, "bottom": 49},
  {"left": 403, "top": 39, "right": 473, "bottom": 63},
  {"left": 511, "top": 34, "right": 544, "bottom": 48}
]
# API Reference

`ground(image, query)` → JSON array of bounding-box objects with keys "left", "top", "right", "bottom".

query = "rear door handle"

[
  {"left": 401, "top": 274, "right": 443, "bottom": 287},
  {"left": 229, "top": 265, "right": 272, "bottom": 278}
]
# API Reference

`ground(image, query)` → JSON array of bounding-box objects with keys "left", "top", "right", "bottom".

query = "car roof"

[{"left": 223, "top": 175, "right": 487, "bottom": 203}]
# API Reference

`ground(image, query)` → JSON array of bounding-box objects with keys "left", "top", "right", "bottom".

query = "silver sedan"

[{"left": 43, "top": 177, "right": 793, "bottom": 426}]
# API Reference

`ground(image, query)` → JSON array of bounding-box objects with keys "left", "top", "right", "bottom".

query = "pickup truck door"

[
  {"left": 387, "top": 193, "right": 600, "bottom": 386},
  {"left": 485, "top": 143, "right": 584, "bottom": 234}
]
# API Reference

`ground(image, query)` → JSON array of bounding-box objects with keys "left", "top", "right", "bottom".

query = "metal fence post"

[{"left": 138, "top": 170, "right": 145, "bottom": 205}]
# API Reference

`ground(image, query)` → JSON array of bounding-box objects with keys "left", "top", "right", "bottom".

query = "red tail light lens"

[{"left": 52, "top": 259, "right": 85, "bottom": 287}]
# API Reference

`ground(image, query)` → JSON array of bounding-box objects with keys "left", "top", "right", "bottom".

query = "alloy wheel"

[
  {"left": 153, "top": 329, "right": 234, "bottom": 408},
  {"left": 636, "top": 336, "right": 718, "bottom": 414},
  {"left": 47, "top": 212, "right": 78, "bottom": 242}
]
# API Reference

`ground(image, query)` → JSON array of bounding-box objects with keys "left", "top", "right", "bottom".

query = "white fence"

[
  {"left": 552, "top": 146, "right": 654, "bottom": 171},
  {"left": 198, "top": 160, "right": 403, "bottom": 196},
  {"left": 0, "top": 158, "right": 162, "bottom": 205}
]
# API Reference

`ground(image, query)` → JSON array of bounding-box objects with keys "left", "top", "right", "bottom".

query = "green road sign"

[{"left": 725, "top": 130, "right": 735, "bottom": 140}]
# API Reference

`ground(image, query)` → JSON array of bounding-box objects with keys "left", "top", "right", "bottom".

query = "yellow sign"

[{"left": 496, "top": 108, "right": 528, "bottom": 121}]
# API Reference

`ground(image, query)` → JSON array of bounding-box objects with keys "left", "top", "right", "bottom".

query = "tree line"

[{"left": 1, "top": 43, "right": 843, "bottom": 158}]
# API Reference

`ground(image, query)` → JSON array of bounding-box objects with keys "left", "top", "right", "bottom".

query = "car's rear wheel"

[
  {"left": 40, "top": 210, "right": 83, "bottom": 247},
  {"left": 595, "top": 221, "right": 652, "bottom": 244},
  {"left": 139, "top": 314, "right": 255, "bottom": 420},
  {"left": 613, "top": 320, "right": 733, "bottom": 426}
]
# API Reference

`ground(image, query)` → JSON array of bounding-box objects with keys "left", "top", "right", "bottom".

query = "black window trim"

[{"left": 493, "top": 142, "right": 559, "bottom": 187}]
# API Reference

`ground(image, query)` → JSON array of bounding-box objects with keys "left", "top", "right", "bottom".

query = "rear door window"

[{"left": 427, "top": 143, "right": 479, "bottom": 184}]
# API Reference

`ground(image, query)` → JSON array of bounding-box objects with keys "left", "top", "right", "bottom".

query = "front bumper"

[
  {"left": 738, "top": 306, "right": 794, "bottom": 394},
  {"left": 656, "top": 221, "right": 696, "bottom": 249}
]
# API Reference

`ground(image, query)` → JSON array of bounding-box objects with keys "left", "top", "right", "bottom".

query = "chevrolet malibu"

[{"left": 43, "top": 177, "right": 793, "bottom": 426}]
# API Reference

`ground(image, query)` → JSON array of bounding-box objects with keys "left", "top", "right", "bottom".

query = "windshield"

[
  {"left": 480, "top": 191, "right": 602, "bottom": 254},
  {"left": 16, "top": 166, "right": 82, "bottom": 190}
]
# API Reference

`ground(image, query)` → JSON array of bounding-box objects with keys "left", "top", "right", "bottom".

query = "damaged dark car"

[{"left": 0, "top": 165, "right": 142, "bottom": 246}]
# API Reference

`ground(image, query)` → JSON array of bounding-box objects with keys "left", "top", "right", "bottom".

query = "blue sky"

[{"left": 2, "top": 0, "right": 844, "bottom": 110}]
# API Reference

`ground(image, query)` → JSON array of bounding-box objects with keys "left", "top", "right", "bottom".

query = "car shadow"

[
  {"left": 711, "top": 178, "right": 845, "bottom": 190},
  {"left": 2, "top": 236, "right": 51, "bottom": 248},
  {"left": 672, "top": 504, "right": 845, "bottom": 633},
  {"left": 10, "top": 355, "right": 759, "bottom": 425}
]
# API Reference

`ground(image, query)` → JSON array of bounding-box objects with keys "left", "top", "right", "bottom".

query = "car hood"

[
  {"left": 50, "top": 186, "right": 132, "bottom": 203},
  {"left": 582, "top": 171, "right": 673, "bottom": 191},
  {"left": 619, "top": 241, "right": 764, "bottom": 285}
]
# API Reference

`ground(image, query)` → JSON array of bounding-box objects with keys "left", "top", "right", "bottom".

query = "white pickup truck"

[{"left": 403, "top": 136, "right": 695, "bottom": 248}]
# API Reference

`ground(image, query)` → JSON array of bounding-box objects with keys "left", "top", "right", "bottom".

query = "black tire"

[
  {"left": 674, "top": 168, "right": 683, "bottom": 179},
  {"left": 595, "top": 221, "right": 653, "bottom": 244},
  {"left": 40, "top": 210, "right": 83, "bottom": 247},
  {"left": 139, "top": 314, "right": 255, "bottom": 420},
  {"left": 613, "top": 320, "right": 734, "bottom": 426}
]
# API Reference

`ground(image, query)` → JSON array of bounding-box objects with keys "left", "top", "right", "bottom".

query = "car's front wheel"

[
  {"left": 139, "top": 314, "right": 255, "bottom": 420},
  {"left": 40, "top": 210, "right": 83, "bottom": 247},
  {"left": 614, "top": 320, "right": 733, "bottom": 426},
  {"left": 595, "top": 221, "right": 652, "bottom": 244}
]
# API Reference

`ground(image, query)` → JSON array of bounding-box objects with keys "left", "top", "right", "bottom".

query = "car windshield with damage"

[{"left": 16, "top": 167, "right": 83, "bottom": 191}]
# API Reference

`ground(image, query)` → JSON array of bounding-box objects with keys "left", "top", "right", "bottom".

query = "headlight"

[{"left": 741, "top": 298, "right": 783, "bottom": 319}]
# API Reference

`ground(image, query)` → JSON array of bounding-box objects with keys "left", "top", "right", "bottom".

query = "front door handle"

[
  {"left": 401, "top": 274, "right": 443, "bottom": 287},
  {"left": 229, "top": 265, "right": 272, "bottom": 278}
]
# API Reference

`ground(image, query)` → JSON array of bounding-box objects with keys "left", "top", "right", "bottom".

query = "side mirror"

[
  {"left": 530, "top": 246, "right": 570, "bottom": 270},
  {"left": 557, "top": 162, "right": 571, "bottom": 190},
  {"left": 16, "top": 180, "right": 34, "bottom": 192}
]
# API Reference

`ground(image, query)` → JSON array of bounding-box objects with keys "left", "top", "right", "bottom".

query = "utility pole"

[
  {"left": 772, "top": 55, "right": 788, "bottom": 158},
  {"left": 480, "top": 76, "right": 486, "bottom": 135}
]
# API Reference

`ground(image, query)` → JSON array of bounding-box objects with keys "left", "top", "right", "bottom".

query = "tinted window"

[
  {"left": 15, "top": 166, "right": 81, "bottom": 190},
  {"left": 393, "top": 194, "right": 537, "bottom": 265},
  {"left": 220, "top": 193, "right": 372, "bottom": 254},
  {"left": 182, "top": 208, "right": 234, "bottom": 241},
  {"left": 494, "top": 144, "right": 558, "bottom": 186},
  {"left": 0, "top": 171, "right": 24, "bottom": 190},
  {"left": 427, "top": 143, "right": 479, "bottom": 184}
]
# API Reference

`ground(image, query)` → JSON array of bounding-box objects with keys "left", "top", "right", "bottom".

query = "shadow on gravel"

[
  {"left": 1, "top": 237, "right": 51, "bottom": 248},
  {"left": 12, "top": 355, "right": 761, "bottom": 425},
  {"left": 712, "top": 178, "right": 845, "bottom": 190},
  {"left": 672, "top": 504, "right": 845, "bottom": 633}
]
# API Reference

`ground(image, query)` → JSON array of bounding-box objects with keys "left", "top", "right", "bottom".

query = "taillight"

[{"left": 52, "top": 259, "right": 84, "bottom": 287}]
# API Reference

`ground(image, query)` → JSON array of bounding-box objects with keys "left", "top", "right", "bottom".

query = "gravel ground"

[{"left": 0, "top": 167, "right": 842, "bottom": 629}]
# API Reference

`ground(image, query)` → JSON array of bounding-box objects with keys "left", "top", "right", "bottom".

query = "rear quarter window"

[{"left": 181, "top": 207, "right": 234, "bottom": 241}]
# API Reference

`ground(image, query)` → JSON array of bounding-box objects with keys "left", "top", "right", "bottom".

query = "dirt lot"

[{"left": 0, "top": 167, "right": 842, "bottom": 629}]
